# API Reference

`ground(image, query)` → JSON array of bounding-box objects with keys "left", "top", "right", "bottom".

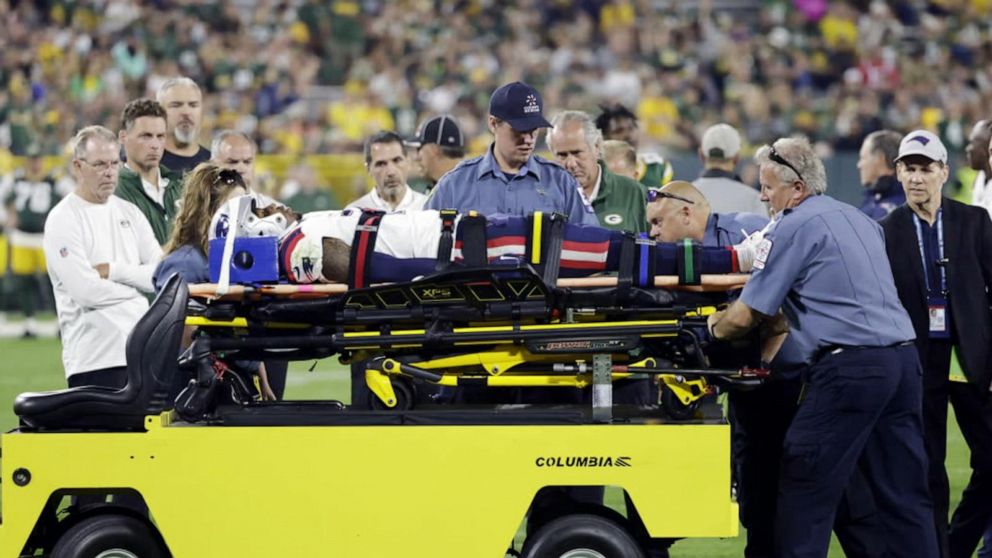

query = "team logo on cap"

[
  {"left": 909, "top": 135, "right": 930, "bottom": 145},
  {"left": 524, "top": 94, "right": 540, "bottom": 114}
]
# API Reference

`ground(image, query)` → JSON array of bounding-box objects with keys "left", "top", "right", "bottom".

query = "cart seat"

[{"left": 14, "top": 275, "right": 188, "bottom": 431}]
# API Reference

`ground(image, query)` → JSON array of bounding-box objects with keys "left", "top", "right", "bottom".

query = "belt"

[{"left": 810, "top": 340, "right": 914, "bottom": 364}]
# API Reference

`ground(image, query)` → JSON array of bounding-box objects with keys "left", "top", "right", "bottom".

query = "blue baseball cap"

[{"left": 488, "top": 81, "right": 552, "bottom": 131}]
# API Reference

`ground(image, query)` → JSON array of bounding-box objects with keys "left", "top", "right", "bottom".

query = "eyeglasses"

[
  {"left": 79, "top": 159, "right": 121, "bottom": 172},
  {"left": 768, "top": 146, "right": 804, "bottom": 182},
  {"left": 647, "top": 189, "right": 695, "bottom": 204}
]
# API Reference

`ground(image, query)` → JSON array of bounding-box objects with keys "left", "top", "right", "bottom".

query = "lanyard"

[{"left": 912, "top": 209, "right": 945, "bottom": 294}]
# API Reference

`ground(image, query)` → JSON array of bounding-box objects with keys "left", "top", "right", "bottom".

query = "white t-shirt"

[
  {"left": 43, "top": 193, "right": 162, "bottom": 378},
  {"left": 345, "top": 186, "right": 426, "bottom": 213}
]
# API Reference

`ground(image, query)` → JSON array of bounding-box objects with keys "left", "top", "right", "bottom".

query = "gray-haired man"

[{"left": 157, "top": 77, "right": 210, "bottom": 173}]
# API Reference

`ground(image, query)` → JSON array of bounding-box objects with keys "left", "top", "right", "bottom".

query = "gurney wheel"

[
  {"left": 661, "top": 387, "right": 699, "bottom": 420},
  {"left": 50, "top": 514, "right": 167, "bottom": 558},
  {"left": 521, "top": 513, "right": 645, "bottom": 558},
  {"left": 370, "top": 379, "right": 415, "bottom": 411}
]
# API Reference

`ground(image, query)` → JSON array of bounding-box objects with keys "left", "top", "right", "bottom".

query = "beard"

[{"left": 173, "top": 124, "right": 199, "bottom": 147}]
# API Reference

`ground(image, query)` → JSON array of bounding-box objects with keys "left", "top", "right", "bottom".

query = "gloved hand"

[
  {"left": 733, "top": 221, "right": 775, "bottom": 272},
  {"left": 733, "top": 240, "right": 758, "bottom": 272}
]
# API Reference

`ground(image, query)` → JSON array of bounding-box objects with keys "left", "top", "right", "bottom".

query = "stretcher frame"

[{"left": 183, "top": 265, "right": 760, "bottom": 421}]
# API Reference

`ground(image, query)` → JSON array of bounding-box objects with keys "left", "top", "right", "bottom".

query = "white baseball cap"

[
  {"left": 895, "top": 130, "right": 947, "bottom": 164},
  {"left": 700, "top": 123, "right": 742, "bottom": 159}
]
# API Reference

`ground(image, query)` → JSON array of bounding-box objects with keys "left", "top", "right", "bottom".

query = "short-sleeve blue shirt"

[
  {"left": 703, "top": 212, "right": 769, "bottom": 246},
  {"left": 426, "top": 145, "right": 600, "bottom": 226},
  {"left": 739, "top": 195, "right": 915, "bottom": 362},
  {"left": 703, "top": 211, "right": 805, "bottom": 374}
]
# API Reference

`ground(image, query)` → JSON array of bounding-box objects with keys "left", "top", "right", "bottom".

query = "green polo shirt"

[
  {"left": 115, "top": 165, "right": 184, "bottom": 245},
  {"left": 591, "top": 163, "right": 647, "bottom": 234}
]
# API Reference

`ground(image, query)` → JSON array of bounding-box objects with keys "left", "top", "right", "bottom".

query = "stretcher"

[{"left": 181, "top": 263, "right": 761, "bottom": 421}]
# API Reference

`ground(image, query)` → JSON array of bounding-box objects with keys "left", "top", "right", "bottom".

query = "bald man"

[{"left": 647, "top": 181, "right": 767, "bottom": 246}]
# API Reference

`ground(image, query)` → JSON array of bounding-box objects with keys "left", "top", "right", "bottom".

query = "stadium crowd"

[{"left": 0, "top": 0, "right": 990, "bottom": 158}]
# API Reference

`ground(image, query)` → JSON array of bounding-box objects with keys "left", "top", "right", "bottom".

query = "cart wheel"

[
  {"left": 521, "top": 514, "right": 645, "bottom": 558},
  {"left": 370, "top": 379, "right": 415, "bottom": 411},
  {"left": 51, "top": 514, "right": 167, "bottom": 558},
  {"left": 661, "top": 386, "right": 699, "bottom": 420}
]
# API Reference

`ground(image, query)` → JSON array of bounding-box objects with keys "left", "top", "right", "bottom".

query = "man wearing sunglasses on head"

[
  {"left": 706, "top": 137, "right": 936, "bottom": 558},
  {"left": 650, "top": 180, "right": 884, "bottom": 558},
  {"left": 425, "top": 82, "right": 598, "bottom": 227}
]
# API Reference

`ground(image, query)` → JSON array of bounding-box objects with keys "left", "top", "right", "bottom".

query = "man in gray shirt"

[{"left": 693, "top": 123, "right": 767, "bottom": 216}]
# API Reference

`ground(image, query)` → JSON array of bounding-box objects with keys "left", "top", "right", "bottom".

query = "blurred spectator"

[
  {"left": 602, "top": 139, "right": 638, "bottom": 181},
  {"left": 0, "top": 1, "right": 990, "bottom": 161},
  {"left": 967, "top": 120, "right": 992, "bottom": 217},
  {"left": 407, "top": 115, "right": 466, "bottom": 193},
  {"left": 115, "top": 99, "right": 182, "bottom": 246},
  {"left": 282, "top": 162, "right": 337, "bottom": 213},
  {"left": 346, "top": 131, "right": 425, "bottom": 213},
  {"left": 857, "top": 130, "right": 905, "bottom": 220},
  {"left": 693, "top": 124, "right": 766, "bottom": 216},
  {"left": 595, "top": 104, "right": 675, "bottom": 190},
  {"left": 157, "top": 77, "right": 210, "bottom": 174},
  {"left": 2, "top": 147, "right": 58, "bottom": 337}
]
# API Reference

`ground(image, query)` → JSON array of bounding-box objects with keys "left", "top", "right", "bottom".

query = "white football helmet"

[{"left": 209, "top": 195, "right": 291, "bottom": 240}]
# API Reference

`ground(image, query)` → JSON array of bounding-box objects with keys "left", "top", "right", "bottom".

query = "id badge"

[{"left": 928, "top": 296, "right": 950, "bottom": 339}]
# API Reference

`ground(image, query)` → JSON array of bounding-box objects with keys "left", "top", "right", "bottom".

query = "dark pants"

[
  {"left": 923, "top": 340, "right": 992, "bottom": 558},
  {"left": 730, "top": 379, "right": 882, "bottom": 558},
  {"left": 775, "top": 344, "right": 937, "bottom": 558},
  {"left": 264, "top": 359, "right": 288, "bottom": 399},
  {"left": 68, "top": 366, "right": 128, "bottom": 389}
]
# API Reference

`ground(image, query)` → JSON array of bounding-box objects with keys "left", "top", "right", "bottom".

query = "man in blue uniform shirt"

[
  {"left": 426, "top": 82, "right": 598, "bottom": 226},
  {"left": 707, "top": 137, "right": 936, "bottom": 558},
  {"left": 652, "top": 180, "right": 882, "bottom": 558}
]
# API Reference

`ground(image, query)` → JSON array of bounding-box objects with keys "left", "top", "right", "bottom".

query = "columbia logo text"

[{"left": 535, "top": 456, "right": 632, "bottom": 467}]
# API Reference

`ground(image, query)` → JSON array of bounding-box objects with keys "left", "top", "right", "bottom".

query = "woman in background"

[
  {"left": 154, "top": 164, "right": 246, "bottom": 290},
  {"left": 154, "top": 163, "right": 275, "bottom": 401}
]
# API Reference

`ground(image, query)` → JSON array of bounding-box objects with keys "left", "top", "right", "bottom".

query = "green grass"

[{"left": 0, "top": 338, "right": 976, "bottom": 557}]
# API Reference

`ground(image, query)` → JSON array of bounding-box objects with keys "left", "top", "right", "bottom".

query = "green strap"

[{"left": 682, "top": 238, "right": 695, "bottom": 283}]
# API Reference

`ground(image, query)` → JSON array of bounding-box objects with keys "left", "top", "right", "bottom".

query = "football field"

[{"left": 0, "top": 336, "right": 976, "bottom": 557}]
